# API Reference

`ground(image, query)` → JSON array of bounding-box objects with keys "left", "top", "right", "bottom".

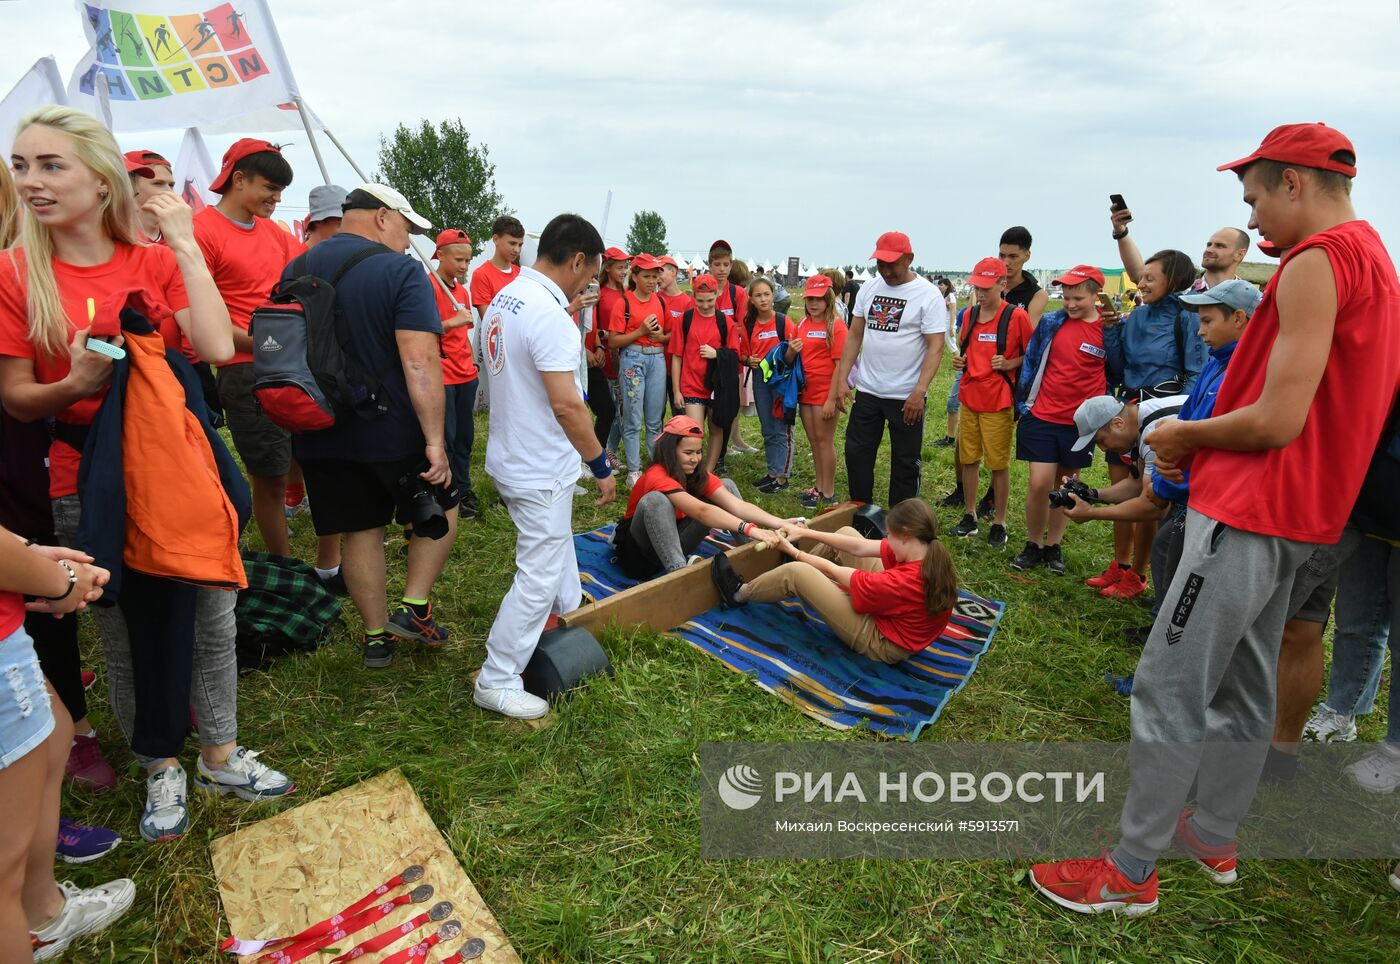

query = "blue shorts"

[
  {"left": 946, "top": 370, "right": 963, "bottom": 414},
  {"left": 0, "top": 625, "right": 55, "bottom": 770},
  {"left": 1016, "top": 413, "right": 1094, "bottom": 469}
]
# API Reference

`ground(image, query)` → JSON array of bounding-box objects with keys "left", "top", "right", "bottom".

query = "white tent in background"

[
  {"left": 689, "top": 257, "right": 707, "bottom": 271},
  {"left": 800, "top": 263, "right": 814, "bottom": 278},
  {"left": 856, "top": 268, "right": 871, "bottom": 281},
  {"left": 745, "top": 259, "right": 758, "bottom": 273},
  {"left": 763, "top": 261, "right": 775, "bottom": 274}
]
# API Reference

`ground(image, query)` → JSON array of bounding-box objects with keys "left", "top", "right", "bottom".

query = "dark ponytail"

[{"left": 886, "top": 499, "right": 958, "bottom": 615}]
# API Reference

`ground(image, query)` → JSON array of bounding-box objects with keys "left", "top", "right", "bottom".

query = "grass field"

[{"left": 54, "top": 306, "right": 1398, "bottom": 962}]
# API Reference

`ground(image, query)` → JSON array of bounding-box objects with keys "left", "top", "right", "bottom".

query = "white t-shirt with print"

[
  {"left": 851, "top": 274, "right": 948, "bottom": 398},
  {"left": 484, "top": 266, "right": 586, "bottom": 489}
]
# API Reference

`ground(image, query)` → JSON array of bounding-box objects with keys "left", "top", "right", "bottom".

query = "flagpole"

[
  {"left": 291, "top": 95, "right": 330, "bottom": 185},
  {"left": 321, "top": 126, "right": 370, "bottom": 182}
]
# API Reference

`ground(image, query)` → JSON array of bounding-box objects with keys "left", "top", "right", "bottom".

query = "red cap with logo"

[
  {"left": 631, "top": 253, "right": 664, "bottom": 271},
  {"left": 968, "top": 257, "right": 1008, "bottom": 288},
  {"left": 657, "top": 255, "right": 678, "bottom": 268},
  {"left": 869, "top": 231, "right": 913, "bottom": 262},
  {"left": 209, "top": 138, "right": 282, "bottom": 193},
  {"left": 1053, "top": 265, "right": 1106, "bottom": 288},
  {"left": 708, "top": 239, "right": 732, "bottom": 257},
  {"left": 123, "top": 149, "right": 169, "bottom": 178},
  {"left": 802, "top": 274, "right": 834, "bottom": 298},
  {"left": 1216, "top": 123, "right": 1356, "bottom": 177},
  {"left": 603, "top": 246, "right": 631, "bottom": 262},
  {"left": 434, "top": 228, "right": 471, "bottom": 252},
  {"left": 692, "top": 274, "right": 719, "bottom": 293},
  {"left": 659, "top": 414, "right": 704, "bottom": 439}
]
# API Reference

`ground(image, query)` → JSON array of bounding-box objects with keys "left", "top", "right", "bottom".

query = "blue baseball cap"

[{"left": 1180, "top": 278, "right": 1262, "bottom": 317}]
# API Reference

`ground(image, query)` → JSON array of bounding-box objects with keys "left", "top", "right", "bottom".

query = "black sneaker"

[
  {"left": 939, "top": 485, "right": 965, "bottom": 508},
  {"left": 1122, "top": 625, "right": 1152, "bottom": 646},
  {"left": 933, "top": 436, "right": 956, "bottom": 448},
  {"left": 1010, "top": 542, "right": 1043, "bottom": 571},
  {"left": 987, "top": 523, "right": 1008, "bottom": 549},
  {"left": 714, "top": 459, "right": 727, "bottom": 477},
  {"left": 1043, "top": 544, "right": 1066, "bottom": 575},
  {"left": 315, "top": 567, "right": 348, "bottom": 597},
  {"left": 459, "top": 491, "right": 480, "bottom": 519},
  {"left": 362, "top": 635, "right": 395, "bottom": 669},
  {"left": 710, "top": 554, "right": 745, "bottom": 609},
  {"left": 952, "top": 513, "right": 978, "bottom": 538},
  {"left": 977, "top": 487, "right": 996, "bottom": 521},
  {"left": 755, "top": 475, "right": 789, "bottom": 494}
]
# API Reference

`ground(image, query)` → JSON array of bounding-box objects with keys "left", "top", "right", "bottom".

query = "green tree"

[
  {"left": 625, "top": 210, "right": 668, "bottom": 256},
  {"left": 375, "top": 118, "right": 510, "bottom": 257}
]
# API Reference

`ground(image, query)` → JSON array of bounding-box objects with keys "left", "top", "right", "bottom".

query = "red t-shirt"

[
  {"left": 469, "top": 261, "right": 521, "bottom": 313},
  {"left": 0, "top": 590, "right": 23, "bottom": 639},
  {"left": 746, "top": 311, "right": 787, "bottom": 365},
  {"left": 716, "top": 281, "right": 748, "bottom": 338},
  {"left": 0, "top": 244, "right": 189, "bottom": 498},
  {"left": 607, "top": 290, "right": 669, "bottom": 348},
  {"left": 429, "top": 273, "right": 477, "bottom": 385},
  {"left": 661, "top": 291, "right": 694, "bottom": 334},
  {"left": 957, "top": 302, "right": 1034, "bottom": 412},
  {"left": 192, "top": 207, "right": 305, "bottom": 366},
  {"left": 1030, "top": 315, "right": 1105, "bottom": 425},
  {"left": 591, "top": 285, "right": 625, "bottom": 378},
  {"left": 621, "top": 463, "right": 723, "bottom": 520},
  {"left": 793, "top": 315, "right": 848, "bottom": 404},
  {"left": 1191, "top": 220, "right": 1400, "bottom": 543},
  {"left": 667, "top": 309, "right": 743, "bottom": 399},
  {"left": 848, "top": 541, "right": 952, "bottom": 652}
]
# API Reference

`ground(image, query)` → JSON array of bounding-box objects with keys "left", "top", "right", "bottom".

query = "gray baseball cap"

[
  {"left": 1180, "top": 278, "right": 1262, "bottom": 317},
  {"left": 1072, "top": 395, "right": 1126, "bottom": 451},
  {"left": 307, "top": 184, "right": 348, "bottom": 225}
]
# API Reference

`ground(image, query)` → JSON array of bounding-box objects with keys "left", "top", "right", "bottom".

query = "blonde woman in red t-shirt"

[
  {"left": 712, "top": 498, "right": 958, "bottom": 664},
  {"left": 786, "top": 274, "right": 849, "bottom": 509}
]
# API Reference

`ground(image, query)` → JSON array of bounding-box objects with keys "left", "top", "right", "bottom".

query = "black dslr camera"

[
  {"left": 396, "top": 469, "right": 452, "bottom": 540},
  {"left": 1047, "top": 477, "right": 1098, "bottom": 509}
]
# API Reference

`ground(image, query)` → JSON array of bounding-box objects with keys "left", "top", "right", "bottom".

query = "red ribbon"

[
  {"left": 378, "top": 926, "right": 455, "bottom": 964},
  {"left": 327, "top": 909, "right": 436, "bottom": 963},
  {"left": 258, "top": 889, "right": 429, "bottom": 964},
  {"left": 223, "top": 867, "right": 421, "bottom": 956},
  {"left": 439, "top": 937, "right": 488, "bottom": 964}
]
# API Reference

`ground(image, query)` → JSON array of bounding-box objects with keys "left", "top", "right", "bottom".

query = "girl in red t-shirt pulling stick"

[
  {"left": 711, "top": 499, "right": 958, "bottom": 664},
  {"left": 612, "top": 416, "right": 794, "bottom": 579},
  {"left": 787, "top": 274, "right": 849, "bottom": 510}
]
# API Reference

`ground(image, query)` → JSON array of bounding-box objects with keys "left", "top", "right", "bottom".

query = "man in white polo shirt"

[
  {"left": 836, "top": 231, "right": 948, "bottom": 506},
  {"left": 476, "top": 213, "right": 616, "bottom": 720}
]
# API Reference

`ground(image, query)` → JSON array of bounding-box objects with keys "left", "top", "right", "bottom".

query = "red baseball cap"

[
  {"left": 123, "top": 149, "right": 169, "bottom": 178},
  {"left": 708, "top": 239, "right": 733, "bottom": 257},
  {"left": 1257, "top": 238, "right": 1285, "bottom": 258},
  {"left": 124, "top": 156, "right": 155, "bottom": 178},
  {"left": 631, "top": 253, "right": 664, "bottom": 271},
  {"left": 434, "top": 228, "right": 471, "bottom": 252},
  {"left": 869, "top": 231, "right": 913, "bottom": 262},
  {"left": 1217, "top": 123, "right": 1356, "bottom": 177},
  {"left": 657, "top": 255, "right": 678, "bottom": 268},
  {"left": 1053, "top": 265, "right": 1106, "bottom": 288},
  {"left": 209, "top": 138, "right": 282, "bottom": 193},
  {"left": 967, "top": 257, "right": 1008, "bottom": 289},
  {"left": 659, "top": 414, "right": 704, "bottom": 439},
  {"left": 603, "top": 246, "right": 631, "bottom": 262},
  {"left": 802, "top": 274, "right": 834, "bottom": 298},
  {"left": 692, "top": 274, "right": 719, "bottom": 293}
]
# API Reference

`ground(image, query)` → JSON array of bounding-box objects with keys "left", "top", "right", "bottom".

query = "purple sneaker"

[{"left": 56, "top": 818, "right": 121, "bottom": 864}]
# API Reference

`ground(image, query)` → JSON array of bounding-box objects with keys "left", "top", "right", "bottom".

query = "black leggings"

[
  {"left": 588, "top": 366, "right": 616, "bottom": 447},
  {"left": 29, "top": 610, "right": 86, "bottom": 723}
]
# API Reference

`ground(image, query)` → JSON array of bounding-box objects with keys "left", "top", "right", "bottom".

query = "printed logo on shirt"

[
  {"left": 805, "top": 329, "right": 828, "bottom": 340},
  {"left": 485, "top": 310, "right": 506, "bottom": 376},
  {"left": 1079, "top": 342, "right": 1106, "bottom": 358},
  {"left": 977, "top": 332, "right": 997, "bottom": 342},
  {"left": 755, "top": 330, "right": 779, "bottom": 340},
  {"left": 259, "top": 335, "right": 281, "bottom": 352},
  {"left": 1165, "top": 572, "right": 1205, "bottom": 645},
  {"left": 866, "top": 296, "right": 907, "bottom": 333}
]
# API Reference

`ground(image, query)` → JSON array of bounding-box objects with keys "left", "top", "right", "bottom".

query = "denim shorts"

[{"left": 0, "top": 625, "right": 55, "bottom": 770}]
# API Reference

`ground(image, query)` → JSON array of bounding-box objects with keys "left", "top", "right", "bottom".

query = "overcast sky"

[{"left": 4, "top": 0, "right": 1399, "bottom": 272}]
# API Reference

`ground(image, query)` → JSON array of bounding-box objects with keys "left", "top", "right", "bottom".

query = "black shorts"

[
  {"left": 613, "top": 515, "right": 708, "bottom": 579},
  {"left": 299, "top": 456, "right": 459, "bottom": 536},
  {"left": 1016, "top": 413, "right": 1094, "bottom": 469}
]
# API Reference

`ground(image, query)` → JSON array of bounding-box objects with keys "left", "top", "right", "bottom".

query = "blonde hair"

[
  {"left": 804, "top": 287, "right": 839, "bottom": 348},
  {"left": 0, "top": 163, "right": 19, "bottom": 249},
  {"left": 12, "top": 106, "right": 143, "bottom": 359}
]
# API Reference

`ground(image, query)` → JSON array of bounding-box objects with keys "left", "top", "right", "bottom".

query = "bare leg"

[
  {"left": 990, "top": 467, "right": 1010, "bottom": 526},
  {"left": 342, "top": 527, "right": 388, "bottom": 633},
  {"left": 251, "top": 473, "right": 291, "bottom": 557},
  {"left": 1132, "top": 520, "right": 1156, "bottom": 576},
  {"left": 961, "top": 463, "right": 980, "bottom": 516},
  {"left": 315, "top": 535, "right": 341, "bottom": 571},
  {"left": 1272, "top": 618, "right": 1325, "bottom": 752},
  {"left": 404, "top": 507, "right": 459, "bottom": 602},
  {"left": 1024, "top": 462, "right": 1058, "bottom": 545},
  {"left": 1107, "top": 461, "right": 1131, "bottom": 566},
  {"left": 1046, "top": 463, "right": 1079, "bottom": 546},
  {"left": 22, "top": 683, "right": 70, "bottom": 929}
]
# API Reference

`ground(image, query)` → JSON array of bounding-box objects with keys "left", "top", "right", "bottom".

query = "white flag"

[
  {"left": 65, "top": 0, "right": 304, "bottom": 133},
  {"left": 0, "top": 56, "right": 68, "bottom": 158},
  {"left": 172, "top": 126, "right": 218, "bottom": 212}
]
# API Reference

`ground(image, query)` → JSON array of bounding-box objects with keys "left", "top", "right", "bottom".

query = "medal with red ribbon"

[
  {"left": 327, "top": 901, "right": 453, "bottom": 963},
  {"left": 221, "top": 865, "right": 425, "bottom": 957},
  {"left": 258, "top": 884, "right": 435, "bottom": 964},
  {"left": 378, "top": 920, "right": 464, "bottom": 964},
  {"left": 439, "top": 937, "right": 488, "bottom": 963}
]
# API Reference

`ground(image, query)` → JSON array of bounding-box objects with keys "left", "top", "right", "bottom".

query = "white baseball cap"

[{"left": 342, "top": 183, "right": 432, "bottom": 235}]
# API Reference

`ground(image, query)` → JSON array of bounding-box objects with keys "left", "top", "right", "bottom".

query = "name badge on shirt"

[
  {"left": 977, "top": 332, "right": 997, "bottom": 342},
  {"left": 756, "top": 331, "right": 778, "bottom": 340},
  {"left": 806, "top": 330, "right": 828, "bottom": 339},
  {"left": 1079, "top": 342, "right": 1106, "bottom": 358}
]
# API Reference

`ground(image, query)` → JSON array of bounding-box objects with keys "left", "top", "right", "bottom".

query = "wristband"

[
  {"left": 586, "top": 451, "right": 611, "bottom": 479},
  {"left": 42, "top": 560, "right": 77, "bottom": 601},
  {"left": 1112, "top": 229, "right": 1129, "bottom": 240},
  {"left": 739, "top": 522, "right": 754, "bottom": 537}
]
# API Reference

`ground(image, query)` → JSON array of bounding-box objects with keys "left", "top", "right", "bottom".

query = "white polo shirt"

[
  {"left": 852, "top": 273, "right": 947, "bottom": 398},
  {"left": 483, "top": 266, "right": 585, "bottom": 489}
]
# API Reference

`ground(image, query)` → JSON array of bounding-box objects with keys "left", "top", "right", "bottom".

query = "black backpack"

[
  {"left": 682, "top": 307, "right": 730, "bottom": 353},
  {"left": 1352, "top": 398, "right": 1400, "bottom": 541},
  {"left": 249, "top": 244, "right": 395, "bottom": 433},
  {"left": 959, "top": 302, "right": 1019, "bottom": 395}
]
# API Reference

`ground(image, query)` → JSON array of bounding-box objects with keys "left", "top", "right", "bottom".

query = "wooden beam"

[{"left": 559, "top": 504, "right": 858, "bottom": 638}]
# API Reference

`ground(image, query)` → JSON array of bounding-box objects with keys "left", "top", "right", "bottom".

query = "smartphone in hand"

[{"left": 1110, "top": 194, "right": 1132, "bottom": 222}]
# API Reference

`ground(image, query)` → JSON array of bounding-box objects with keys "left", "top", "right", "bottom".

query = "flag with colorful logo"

[{"left": 172, "top": 126, "right": 218, "bottom": 212}]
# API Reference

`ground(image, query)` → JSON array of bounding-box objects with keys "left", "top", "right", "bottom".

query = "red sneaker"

[
  {"left": 1174, "top": 808, "right": 1238, "bottom": 884},
  {"left": 80, "top": 670, "right": 96, "bottom": 691},
  {"left": 1101, "top": 567, "right": 1147, "bottom": 600},
  {"left": 284, "top": 482, "right": 306, "bottom": 509},
  {"left": 65, "top": 733, "right": 118, "bottom": 793},
  {"left": 1085, "top": 561, "right": 1124, "bottom": 589},
  {"left": 1029, "top": 852, "right": 1158, "bottom": 916}
]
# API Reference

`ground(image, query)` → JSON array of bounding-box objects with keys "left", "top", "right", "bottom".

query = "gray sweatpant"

[
  {"left": 1118, "top": 507, "right": 1317, "bottom": 862},
  {"left": 53, "top": 494, "right": 239, "bottom": 765},
  {"left": 628, "top": 478, "right": 742, "bottom": 572}
]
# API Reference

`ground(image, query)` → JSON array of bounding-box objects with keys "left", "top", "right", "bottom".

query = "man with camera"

[
  {"left": 1059, "top": 394, "right": 1185, "bottom": 526},
  {"left": 287, "top": 184, "right": 459, "bottom": 669},
  {"left": 476, "top": 214, "right": 616, "bottom": 721}
]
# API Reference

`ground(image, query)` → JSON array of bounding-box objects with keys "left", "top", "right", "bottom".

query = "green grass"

[{"left": 57, "top": 331, "right": 1397, "bottom": 962}]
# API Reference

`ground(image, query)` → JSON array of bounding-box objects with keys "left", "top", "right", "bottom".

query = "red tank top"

[{"left": 1189, "top": 220, "right": 1400, "bottom": 543}]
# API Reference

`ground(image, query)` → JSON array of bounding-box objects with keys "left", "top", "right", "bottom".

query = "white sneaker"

[
  {"left": 571, "top": 484, "right": 587, "bottom": 496},
  {"left": 31, "top": 878, "right": 136, "bottom": 961},
  {"left": 140, "top": 765, "right": 189, "bottom": 843},
  {"left": 626, "top": 471, "right": 641, "bottom": 487},
  {"left": 1391, "top": 862, "right": 1400, "bottom": 894},
  {"left": 473, "top": 681, "right": 549, "bottom": 720},
  {"left": 1303, "top": 704, "right": 1358, "bottom": 743},
  {"left": 194, "top": 746, "right": 295, "bottom": 802},
  {"left": 1346, "top": 743, "right": 1400, "bottom": 794},
  {"left": 685, "top": 554, "right": 705, "bottom": 567}
]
